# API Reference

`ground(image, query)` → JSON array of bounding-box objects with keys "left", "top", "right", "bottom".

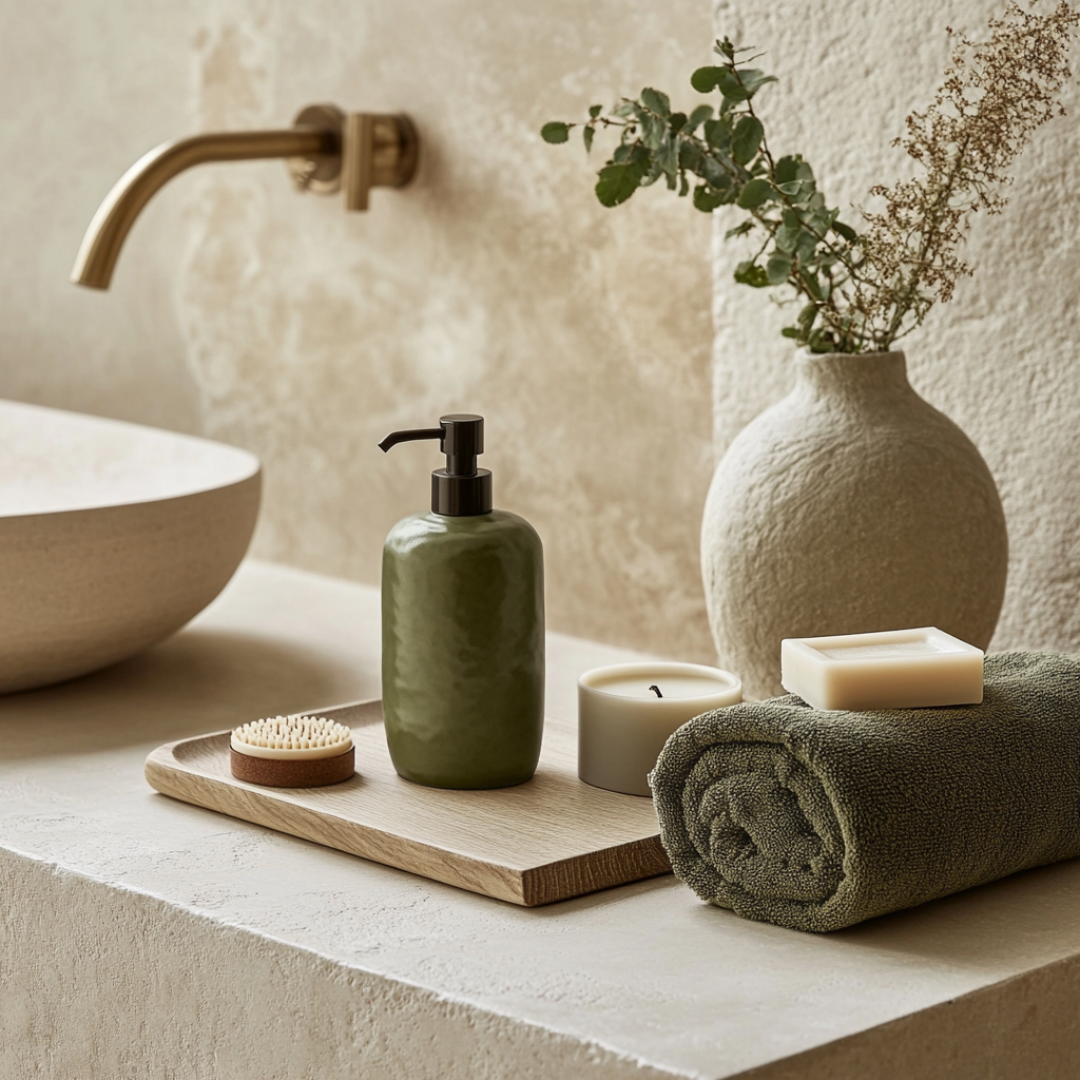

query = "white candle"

[
  {"left": 781, "top": 627, "right": 984, "bottom": 711},
  {"left": 578, "top": 662, "right": 742, "bottom": 796}
]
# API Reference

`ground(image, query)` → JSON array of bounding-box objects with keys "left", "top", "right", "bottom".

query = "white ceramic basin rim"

[
  {"left": 0, "top": 400, "right": 261, "bottom": 694},
  {"left": 0, "top": 400, "right": 258, "bottom": 515}
]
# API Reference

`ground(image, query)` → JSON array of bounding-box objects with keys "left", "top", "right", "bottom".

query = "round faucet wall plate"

[{"left": 287, "top": 103, "right": 345, "bottom": 194}]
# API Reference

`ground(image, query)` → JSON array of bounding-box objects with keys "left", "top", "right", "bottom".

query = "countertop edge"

[{"left": 1, "top": 843, "right": 695, "bottom": 1080}]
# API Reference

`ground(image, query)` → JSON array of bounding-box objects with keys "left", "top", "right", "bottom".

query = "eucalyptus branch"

[{"left": 543, "top": 1, "right": 1079, "bottom": 354}]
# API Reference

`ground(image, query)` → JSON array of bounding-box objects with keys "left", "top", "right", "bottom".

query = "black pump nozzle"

[
  {"left": 377, "top": 426, "right": 443, "bottom": 453},
  {"left": 378, "top": 414, "right": 492, "bottom": 516}
]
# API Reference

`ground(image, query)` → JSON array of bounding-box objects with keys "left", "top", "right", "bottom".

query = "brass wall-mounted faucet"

[{"left": 71, "top": 104, "right": 418, "bottom": 290}]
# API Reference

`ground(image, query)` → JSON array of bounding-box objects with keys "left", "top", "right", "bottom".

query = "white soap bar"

[{"left": 780, "top": 627, "right": 984, "bottom": 711}]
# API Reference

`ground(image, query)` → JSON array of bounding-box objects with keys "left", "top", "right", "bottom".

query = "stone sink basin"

[{"left": 0, "top": 400, "right": 260, "bottom": 693}]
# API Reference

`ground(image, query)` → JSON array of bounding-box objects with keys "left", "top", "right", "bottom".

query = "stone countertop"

[{"left": 2, "top": 560, "right": 1079, "bottom": 1080}]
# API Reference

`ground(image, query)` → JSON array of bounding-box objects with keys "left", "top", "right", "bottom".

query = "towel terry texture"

[{"left": 649, "top": 652, "right": 1080, "bottom": 932}]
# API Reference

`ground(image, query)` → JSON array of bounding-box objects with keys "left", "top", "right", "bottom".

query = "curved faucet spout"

[
  {"left": 71, "top": 127, "right": 335, "bottom": 290},
  {"left": 71, "top": 104, "right": 419, "bottom": 291}
]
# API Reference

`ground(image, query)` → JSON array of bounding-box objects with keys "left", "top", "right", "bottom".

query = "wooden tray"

[{"left": 145, "top": 700, "right": 671, "bottom": 906}]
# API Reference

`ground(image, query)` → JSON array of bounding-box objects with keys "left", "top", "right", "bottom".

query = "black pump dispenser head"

[{"left": 378, "top": 414, "right": 493, "bottom": 516}]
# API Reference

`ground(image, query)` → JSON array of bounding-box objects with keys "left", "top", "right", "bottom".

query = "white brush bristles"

[{"left": 231, "top": 715, "right": 353, "bottom": 760}]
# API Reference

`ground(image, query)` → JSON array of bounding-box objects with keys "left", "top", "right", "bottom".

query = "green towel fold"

[{"left": 649, "top": 651, "right": 1080, "bottom": 932}]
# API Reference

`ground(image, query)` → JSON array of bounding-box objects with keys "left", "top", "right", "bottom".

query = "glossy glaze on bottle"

[{"left": 379, "top": 415, "right": 544, "bottom": 789}]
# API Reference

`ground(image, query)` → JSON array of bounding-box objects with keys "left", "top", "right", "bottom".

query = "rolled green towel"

[{"left": 650, "top": 651, "right": 1080, "bottom": 932}]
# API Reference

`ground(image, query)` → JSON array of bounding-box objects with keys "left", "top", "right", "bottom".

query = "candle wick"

[{"left": 648, "top": 685, "right": 663, "bottom": 698}]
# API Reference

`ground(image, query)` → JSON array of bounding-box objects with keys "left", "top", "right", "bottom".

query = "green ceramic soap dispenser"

[{"left": 378, "top": 414, "right": 544, "bottom": 789}]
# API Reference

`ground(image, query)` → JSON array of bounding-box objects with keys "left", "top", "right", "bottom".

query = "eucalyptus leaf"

[
  {"left": 679, "top": 173, "right": 689, "bottom": 197},
  {"left": 731, "top": 116, "right": 764, "bottom": 166},
  {"left": 690, "top": 66, "right": 725, "bottom": 93},
  {"left": 693, "top": 185, "right": 725, "bottom": 212},
  {"left": 641, "top": 87, "right": 671, "bottom": 117},
  {"left": 833, "top": 220, "right": 858, "bottom": 242},
  {"left": 744, "top": 72, "right": 779, "bottom": 96},
  {"left": 640, "top": 112, "right": 667, "bottom": 150},
  {"left": 717, "top": 71, "right": 749, "bottom": 101},
  {"left": 541, "top": 122, "right": 570, "bottom": 144},
  {"left": 688, "top": 104, "right": 714, "bottom": 130},
  {"left": 703, "top": 117, "right": 732, "bottom": 150},
  {"left": 719, "top": 68, "right": 777, "bottom": 102},
  {"left": 679, "top": 140, "right": 704, "bottom": 172},
  {"left": 774, "top": 155, "right": 800, "bottom": 185},
  {"left": 641, "top": 159, "right": 664, "bottom": 187},
  {"left": 589, "top": 104, "right": 603, "bottom": 119},
  {"left": 734, "top": 260, "right": 770, "bottom": 287},
  {"left": 724, "top": 220, "right": 755, "bottom": 240},
  {"left": 658, "top": 136, "right": 679, "bottom": 178},
  {"left": 775, "top": 224, "right": 800, "bottom": 253},
  {"left": 736, "top": 177, "right": 773, "bottom": 209},
  {"left": 595, "top": 149, "right": 650, "bottom": 207},
  {"left": 796, "top": 229, "right": 819, "bottom": 262},
  {"left": 703, "top": 155, "right": 729, "bottom": 187},
  {"left": 583, "top": 126, "right": 595, "bottom": 152},
  {"left": 766, "top": 252, "right": 793, "bottom": 284}
]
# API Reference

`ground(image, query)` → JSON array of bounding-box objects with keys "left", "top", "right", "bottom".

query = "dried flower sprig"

[
  {"left": 542, "top": 1, "right": 1079, "bottom": 354},
  {"left": 854, "top": 0, "right": 1079, "bottom": 349}
]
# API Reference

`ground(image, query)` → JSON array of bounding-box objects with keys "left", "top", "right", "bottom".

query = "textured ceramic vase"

[{"left": 701, "top": 350, "right": 1008, "bottom": 701}]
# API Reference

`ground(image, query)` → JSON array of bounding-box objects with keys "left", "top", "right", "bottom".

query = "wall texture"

[
  {"left": 0, "top": 0, "right": 715, "bottom": 661},
  {"left": 3, "top": 0, "right": 1077, "bottom": 670},
  {"left": 708, "top": 0, "right": 1080, "bottom": 656}
]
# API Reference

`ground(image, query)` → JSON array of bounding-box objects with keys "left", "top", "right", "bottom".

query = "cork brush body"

[{"left": 230, "top": 715, "right": 355, "bottom": 787}]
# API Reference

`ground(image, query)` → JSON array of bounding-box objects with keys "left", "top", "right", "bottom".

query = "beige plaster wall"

[
  {"left": 0, "top": 0, "right": 715, "bottom": 661},
  {"left": 7, "top": 0, "right": 1068, "bottom": 669},
  {"left": 709, "top": 0, "right": 1080, "bottom": 655}
]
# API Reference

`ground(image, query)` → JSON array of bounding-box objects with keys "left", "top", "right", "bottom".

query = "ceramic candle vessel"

[{"left": 578, "top": 662, "right": 741, "bottom": 796}]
